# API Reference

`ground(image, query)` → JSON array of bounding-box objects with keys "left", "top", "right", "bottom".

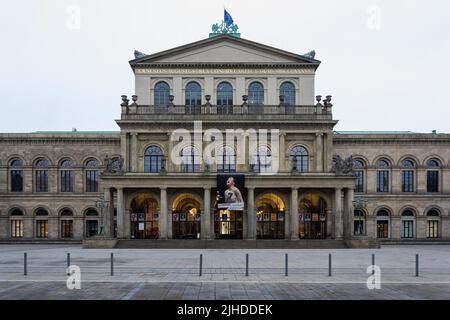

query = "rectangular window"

[
  {"left": 11, "top": 170, "right": 23, "bottom": 192},
  {"left": 60, "top": 170, "right": 74, "bottom": 192},
  {"left": 376, "top": 170, "right": 389, "bottom": 193},
  {"left": 11, "top": 220, "right": 24, "bottom": 238},
  {"left": 401, "top": 220, "right": 414, "bottom": 238},
  {"left": 401, "top": 170, "right": 414, "bottom": 192},
  {"left": 355, "top": 171, "right": 364, "bottom": 193},
  {"left": 427, "top": 171, "right": 439, "bottom": 193},
  {"left": 35, "top": 170, "right": 48, "bottom": 192},
  {"left": 427, "top": 220, "right": 439, "bottom": 238},
  {"left": 85, "top": 170, "right": 99, "bottom": 192},
  {"left": 36, "top": 220, "right": 48, "bottom": 238},
  {"left": 61, "top": 220, "right": 73, "bottom": 238}
]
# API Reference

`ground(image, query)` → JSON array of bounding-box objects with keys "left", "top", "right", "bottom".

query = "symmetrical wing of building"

[{"left": 1, "top": 34, "right": 449, "bottom": 245}]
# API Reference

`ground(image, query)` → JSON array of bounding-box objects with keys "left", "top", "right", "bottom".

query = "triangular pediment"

[{"left": 130, "top": 35, "right": 320, "bottom": 68}]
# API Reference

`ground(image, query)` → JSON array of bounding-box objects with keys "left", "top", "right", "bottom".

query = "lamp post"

[{"left": 95, "top": 196, "right": 109, "bottom": 236}]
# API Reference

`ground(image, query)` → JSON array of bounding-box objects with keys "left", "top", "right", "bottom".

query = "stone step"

[{"left": 114, "top": 239, "right": 349, "bottom": 249}]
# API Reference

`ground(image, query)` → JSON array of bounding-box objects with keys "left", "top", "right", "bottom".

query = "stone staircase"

[{"left": 114, "top": 239, "right": 349, "bottom": 249}]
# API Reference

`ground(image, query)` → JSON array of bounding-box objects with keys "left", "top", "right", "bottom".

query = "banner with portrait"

[{"left": 217, "top": 174, "right": 245, "bottom": 211}]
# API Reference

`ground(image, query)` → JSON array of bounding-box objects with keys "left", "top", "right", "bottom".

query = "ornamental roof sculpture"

[{"left": 209, "top": 9, "right": 241, "bottom": 38}]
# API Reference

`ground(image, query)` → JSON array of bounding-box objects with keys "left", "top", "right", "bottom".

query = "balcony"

[{"left": 120, "top": 104, "right": 333, "bottom": 121}]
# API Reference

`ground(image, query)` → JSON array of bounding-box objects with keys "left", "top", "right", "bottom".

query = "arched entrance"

[
  {"left": 299, "top": 193, "right": 327, "bottom": 239},
  {"left": 256, "top": 193, "right": 285, "bottom": 239},
  {"left": 130, "top": 194, "right": 159, "bottom": 239},
  {"left": 172, "top": 193, "right": 201, "bottom": 239}
]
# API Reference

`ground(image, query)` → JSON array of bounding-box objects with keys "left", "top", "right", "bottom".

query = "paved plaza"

[{"left": 1, "top": 244, "right": 450, "bottom": 299}]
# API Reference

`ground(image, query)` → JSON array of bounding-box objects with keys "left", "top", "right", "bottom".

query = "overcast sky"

[{"left": 1, "top": 0, "right": 449, "bottom": 133}]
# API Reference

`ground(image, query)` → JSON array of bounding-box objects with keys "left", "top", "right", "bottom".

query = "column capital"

[
  {"left": 160, "top": 187, "right": 167, "bottom": 191},
  {"left": 315, "top": 132, "right": 324, "bottom": 137}
]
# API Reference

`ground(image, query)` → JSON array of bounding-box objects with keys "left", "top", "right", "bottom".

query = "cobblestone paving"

[{"left": 1, "top": 244, "right": 450, "bottom": 299}]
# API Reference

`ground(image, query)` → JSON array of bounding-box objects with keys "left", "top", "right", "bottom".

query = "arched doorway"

[
  {"left": 376, "top": 209, "right": 390, "bottom": 239},
  {"left": 256, "top": 193, "right": 285, "bottom": 239},
  {"left": 172, "top": 194, "right": 201, "bottom": 239},
  {"left": 299, "top": 193, "right": 327, "bottom": 239},
  {"left": 130, "top": 194, "right": 159, "bottom": 239}
]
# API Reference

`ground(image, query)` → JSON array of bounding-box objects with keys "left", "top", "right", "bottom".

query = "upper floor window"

[
  {"left": 290, "top": 146, "right": 308, "bottom": 173},
  {"left": 353, "top": 159, "right": 365, "bottom": 193},
  {"left": 252, "top": 145, "right": 272, "bottom": 173},
  {"left": 181, "top": 146, "right": 201, "bottom": 173},
  {"left": 426, "top": 159, "right": 440, "bottom": 193},
  {"left": 9, "top": 159, "right": 23, "bottom": 192},
  {"left": 185, "top": 81, "right": 202, "bottom": 106},
  {"left": 34, "top": 158, "right": 49, "bottom": 193},
  {"left": 154, "top": 81, "right": 170, "bottom": 106},
  {"left": 60, "top": 159, "right": 74, "bottom": 193},
  {"left": 376, "top": 159, "right": 390, "bottom": 193},
  {"left": 217, "top": 146, "right": 236, "bottom": 173},
  {"left": 217, "top": 82, "right": 233, "bottom": 106},
  {"left": 280, "top": 81, "right": 296, "bottom": 106},
  {"left": 85, "top": 159, "right": 99, "bottom": 193},
  {"left": 248, "top": 82, "right": 264, "bottom": 105},
  {"left": 144, "top": 146, "right": 164, "bottom": 173},
  {"left": 401, "top": 159, "right": 416, "bottom": 193}
]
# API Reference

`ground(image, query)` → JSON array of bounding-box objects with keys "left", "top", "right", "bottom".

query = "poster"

[
  {"left": 217, "top": 174, "right": 245, "bottom": 211},
  {"left": 138, "top": 223, "right": 145, "bottom": 231}
]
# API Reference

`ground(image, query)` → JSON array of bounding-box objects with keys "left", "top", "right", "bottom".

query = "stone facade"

[{"left": 1, "top": 35, "right": 449, "bottom": 243}]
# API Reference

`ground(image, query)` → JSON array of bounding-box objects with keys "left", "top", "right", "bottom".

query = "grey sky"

[{"left": 1, "top": 0, "right": 449, "bottom": 133}]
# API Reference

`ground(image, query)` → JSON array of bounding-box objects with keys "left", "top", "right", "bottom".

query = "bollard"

[
  {"left": 415, "top": 254, "right": 419, "bottom": 277},
  {"left": 110, "top": 253, "right": 114, "bottom": 276},
  {"left": 372, "top": 253, "right": 375, "bottom": 275},
  {"left": 245, "top": 254, "right": 249, "bottom": 276},
  {"left": 67, "top": 253, "right": 70, "bottom": 268},
  {"left": 285, "top": 253, "right": 288, "bottom": 277},
  {"left": 199, "top": 254, "right": 203, "bottom": 277},
  {"left": 328, "top": 253, "right": 332, "bottom": 277},
  {"left": 24, "top": 252, "right": 27, "bottom": 276}
]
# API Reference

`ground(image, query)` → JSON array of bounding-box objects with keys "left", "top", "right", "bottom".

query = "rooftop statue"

[{"left": 209, "top": 9, "right": 241, "bottom": 38}]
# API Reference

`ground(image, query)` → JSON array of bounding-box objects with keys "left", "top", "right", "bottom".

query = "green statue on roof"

[{"left": 209, "top": 9, "right": 241, "bottom": 38}]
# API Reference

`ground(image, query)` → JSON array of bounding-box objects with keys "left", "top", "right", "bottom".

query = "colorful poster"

[{"left": 217, "top": 174, "right": 245, "bottom": 211}]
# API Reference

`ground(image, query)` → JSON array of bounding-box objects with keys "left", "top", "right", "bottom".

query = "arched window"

[
  {"left": 280, "top": 81, "right": 296, "bottom": 106},
  {"left": 185, "top": 81, "right": 202, "bottom": 106},
  {"left": 60, "top": 208, "right": 74, "bottom": 238},
  {"left": 34, "top": 159, "right": 49, "bottom": 193},
  {"left": 426, "top": 209, "right": 440, "bottom": 238},
  {"left": 10, "top": 208, "right": 24, "bottom": 238},
  {"left": 401, "top": 159, "right": 416, "bottom": 193},
  {"left": 9, "top": 159, "right": 23, "bottom": 192},
  {"left": 290, "top": 146, "right": 309, "bottom": 172},
  {"left": 376, "top": 209, "right": 390, "bottom": 239},
  {"left": 181, "top": 146, "right": 201, "bottom": 173},
  {"left": 426, "top": 159, "right": 440, "bottom": 193},
  {"left": 217, "top": 146, "right": 236, "bottom": 173},
  {"left": 85, "top": 159, "right": 99, "bottom": 193},
  {"left": 353, "top": 160, "right": 365, "bottom": 193},
  {"left": 35, "top": 208, "right": 49, "bottom": 238},
  {"left": 248, "top": 82, "right": 264, "bottom": 105},
  {"left": 376, "top": 159, "right": 390, "bottom": 193},
  {"left": 154, "top": 81, "right": 170, "bottom": 106},
  {"left": 216, "top": 82, "right": 233, "bottom": 106},
  {"left": 60, "top": 159, "right": 74, "bottom": 193},
  {"left": 401, "top": 209, "right": 415, "bottom": 238},
  {"left": 353, "top": 209, "right": 365, "bottom": 236},
  {"left": 144, "top": 146, "right": 164, "bottom": 173},
  {"left": 252, "top": 146, "right": 272, "bottom": 173}
]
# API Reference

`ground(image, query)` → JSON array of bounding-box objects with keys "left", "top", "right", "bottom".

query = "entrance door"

[
  {"left": 377, "top": 221, "right": 389, "bottom": 238},
  {"left": 130, "top": 195, "right": 159, "bottom": 239},
  {"left": 214, "top": 210, "right": 243, "bottom": 239},
  {"left": 171, "top": 193, "right": 202, "bottom": 239},
  {"left": 255, "top": 194, "right": 285, "bottom": 239},
  {"left": 299, "top": 194, "right": 327, "bottom": 239}
]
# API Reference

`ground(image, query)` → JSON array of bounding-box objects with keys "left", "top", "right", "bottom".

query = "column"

[
  {"left": 315, "top": 133, "right": 323, "bottom": 172},
  {"left": 103, "top": 188, "right": 112, "bottom": 237},
  {"left": 159, "top": 188, "right": 168, "bottom": 239},
  {"left": 131, "top": 132, "right": 138, "bottom": 172},
  {"left": 334, "top": 188, "right": 343, "bottom": 239},
  {"left": 202, "top": 188, "right": 211, "bottom": 239},
  {"left": 343, "top": 188, "right": 354, "bottom": 239},
  {"left": 117, "top": 188, "right": 124, "bottom": 238},
  {"left": 290, "top": 188, "right": 299, "bottom": 240},
  {"left": 279, "top": 132, "right": 286, "bottom": 172},
  {"left": 247, "top": 187, "right": 255, "bottom": 239},
  {"left": 120, "top": 133, "right": 129, "bottom": 172},
  {"left": 124, "top": 209, "right": 131, "bottom": 238}
]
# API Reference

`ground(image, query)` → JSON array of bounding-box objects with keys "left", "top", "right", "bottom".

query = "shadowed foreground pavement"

[{"left": 1, "top": 281, "right": 450, "bottom": 300}]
